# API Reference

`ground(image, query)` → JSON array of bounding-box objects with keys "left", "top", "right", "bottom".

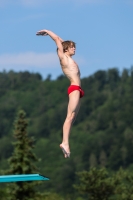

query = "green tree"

[
  {"left": 0, "top": 187, "right": 7, "bottom": 200},
  {"left": 42, "top": 192, "right": 64, "bottom": 200},
  {"left": 7, "top": 110, "right": 39, "bottom": 200},
  {"left": 74, "top": 168, "right": 117, "bottom": 200},
  {"left": 114, "top": 168, "right": 133, "bottom": 200}
]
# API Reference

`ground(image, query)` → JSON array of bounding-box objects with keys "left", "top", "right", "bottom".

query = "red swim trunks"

[{"left": 67, "top": 85, "right": 84, "bottom": 98}]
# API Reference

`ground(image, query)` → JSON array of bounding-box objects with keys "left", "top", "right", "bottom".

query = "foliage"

[
  {"left": 0, "top": 187, "right": 7, "bottom": 200},
  {"left": 114, "top": 168, "right": 133, "bottom": 200},
  {"left": 0, "top": 68, "right": 133, "bottom": 197},
  {"left": 74, "top": 168, "right": 117, "bottom": 200},
  {"left": 74, "top": 167, "right": 133, "bottom": 200},
  {"left": 6, "top": 110, "right": 39, "bottom": 200}
]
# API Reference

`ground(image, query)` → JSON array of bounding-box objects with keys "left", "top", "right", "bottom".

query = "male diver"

[{"left": 36, "top": 29, "right": 84, "bottom": 158}]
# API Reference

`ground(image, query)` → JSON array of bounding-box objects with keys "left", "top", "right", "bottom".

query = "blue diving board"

[{"left": 0, "top": 174, "right": 49, "bottom": 183}]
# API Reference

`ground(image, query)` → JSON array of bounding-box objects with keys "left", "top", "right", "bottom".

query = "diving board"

[{"left": 0, "top": 174, "right": 49, "bottom": 183}]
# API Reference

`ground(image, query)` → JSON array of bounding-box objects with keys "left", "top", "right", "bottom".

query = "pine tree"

[{"left": 7, "top": 110, "right": 39, "bottom": 200}]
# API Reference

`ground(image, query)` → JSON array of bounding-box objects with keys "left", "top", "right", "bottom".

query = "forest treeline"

[{"left": 0, "top": 67, "right": 133, "bottom": 198}]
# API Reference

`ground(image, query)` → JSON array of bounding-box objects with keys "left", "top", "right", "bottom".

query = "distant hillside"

[{"left": 0, "top": 67, "right": 133, "bottom": 195}]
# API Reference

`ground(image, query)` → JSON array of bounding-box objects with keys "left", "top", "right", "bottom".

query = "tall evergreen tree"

[{"left": 7, "top": 110, "right": 39, "bottom": 200}]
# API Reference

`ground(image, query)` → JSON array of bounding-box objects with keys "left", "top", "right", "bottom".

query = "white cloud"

[
  {"left": 0, "top": 52, "right": 59, "bottom": 69},
  {"left": 0, "top": 52, "right": 86, "bottom": 72}
]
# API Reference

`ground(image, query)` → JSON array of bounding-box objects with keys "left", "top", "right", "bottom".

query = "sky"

[{"left": 0, "top": 0, "right": 133, "bottom": 80}]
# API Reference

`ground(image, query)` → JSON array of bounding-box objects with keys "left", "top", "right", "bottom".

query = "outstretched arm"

[{"left": 36, "top": 29, "right": 64, "bottom": 59}]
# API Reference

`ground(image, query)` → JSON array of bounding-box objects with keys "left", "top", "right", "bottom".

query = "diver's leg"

[{"left": 60, "top": 90, "right": 80, "bottom": 158}]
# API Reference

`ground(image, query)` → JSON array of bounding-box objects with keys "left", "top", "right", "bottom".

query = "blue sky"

[{"left": 0, "top": 0, "right": 133, "bottom": 79}]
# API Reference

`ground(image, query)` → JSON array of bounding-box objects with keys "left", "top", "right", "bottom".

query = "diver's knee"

[
  {"left": 67, "top": 112, "right": 75, "bottom": 123},
  {"left": 70, "top": 112, "right": 76, "bottom": 122},
  {"left": 71, "top": 111, "right": 75, "bottom": 117}
]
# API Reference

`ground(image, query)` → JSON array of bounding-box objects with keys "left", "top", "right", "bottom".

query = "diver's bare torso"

[{"left": 59, "top": 54, "right": 81, "bottom": 86}]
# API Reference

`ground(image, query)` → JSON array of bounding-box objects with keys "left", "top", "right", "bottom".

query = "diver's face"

[{"left": 67, "top": 44, "right": 76, "bottom": 56}]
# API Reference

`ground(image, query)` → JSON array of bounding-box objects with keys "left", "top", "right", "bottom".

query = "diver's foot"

[{"left": 60, "top": 143, "right": 70, "bottom": 158}]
